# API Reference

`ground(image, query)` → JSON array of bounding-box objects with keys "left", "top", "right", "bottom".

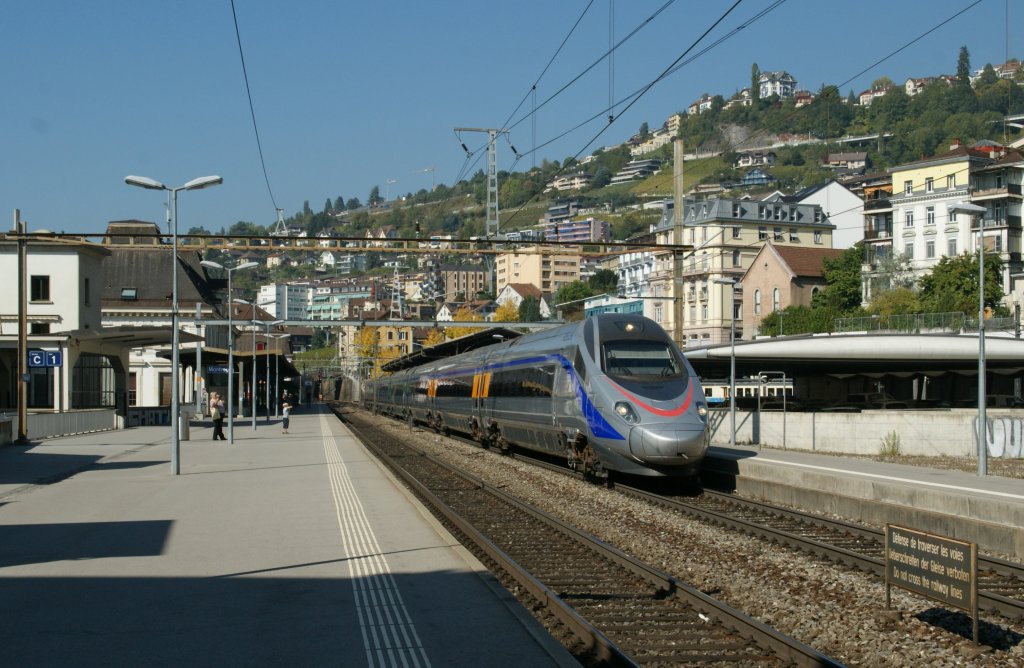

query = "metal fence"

[
  {"left": 832, "top": 312, "right": 1018, "bottom": 335},
  {"left": 11, "top": 409, "right": 119, "bottom": 441}
]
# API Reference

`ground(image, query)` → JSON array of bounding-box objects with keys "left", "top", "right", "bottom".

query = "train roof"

[{"left": 380, "top": 326, "right": 524, "bottom": 373}]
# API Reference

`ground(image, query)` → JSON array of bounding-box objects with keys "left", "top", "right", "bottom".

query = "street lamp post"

[
  {"left": 126, "top": 175, "right": 222, "bottom": 475},
  {"left": 269, "top": 333, "right": 290, "bottom": 417},
  {"left": 200, "top": 259, "right": 257, "bottom": 444},
  {"left": 231, "top": 300, "right": 260, "bottom": 431},
  {"left": 713, "top": 277, "right": 739, "bottom": 446},
  {"left": 950, "top": 202, "right": 989, "bottom": 476},
  {"left": 265, "top": 320, "right": 283, "bottom": 423}
]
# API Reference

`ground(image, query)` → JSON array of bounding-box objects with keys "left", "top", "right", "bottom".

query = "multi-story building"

[
  {"left": 970, "top": 148, "right": 1024, "bottom": 296},
  {"left": 687, "top": 94, "right": 715, "bottom": 115},
  {"left": 258, "top": 283, "right": 310, "bottom": 320},
  {"left": 650, "top": 197, "right": 834, "bottom": 347},
  {"left": 420, "top": 263, "right": 487, "bottom": 302},
  {"left": 542, "top": 216, "right": 610, "bottom": 244},
  {"left": 758, "top": 71, "right": 797, "bottom": 98},
  {"left": 609, "top": 159, "right": 661, "bottom": 185},
  {"left": 0, "top": 232, "right": 110, "bottom": 411},
  {"left": 862, "top": 141, "right": 1004, "bottom": 302},
  {"left": 545, "top": 172, "right": 592, "bottom": 192},
  {"left": 495, "top": 246, "right": 581, "bottom": 295}
]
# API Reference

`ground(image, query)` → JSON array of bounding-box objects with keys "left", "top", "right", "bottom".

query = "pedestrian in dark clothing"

[{"left": 211, "top": 393, "right": 227, "bottom": 441}]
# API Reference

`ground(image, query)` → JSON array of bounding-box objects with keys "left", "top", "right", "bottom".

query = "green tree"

[
  {"left": 918, "top": 252, "right": 1004, "bottom": 314},
  {"left": 368, "top": 185, "right": 382, "bottom": 207},
  {"left": 518, "top": 295, "right": 542, "bottom": 322},
  {"left": 751, "top": 62, "right": 760, "bottom": 106},
  {"left": 956, "top": 46, "right": 972, "bottom": 86},
  {"left": 812, "top": 243, "right": 864, "bottom": 313},
  {"left": 639, "top": 121, "right": 649, "bottom": 138},
  {"left": 588, "top": 268, "right": 618, "bottom": 294},
  {"left": 554, "top": 281, "right": 593, "bottom": 321},
  {"left": 346, "top": 197, "right": 361, "bottom": 210},
  {"left": 324, "top": 198, "right": 332, "bottom": 213},
  {"left": 591, "top": 166, "right": 611, "bottom": 189},
  {"left": 868, "top": 287, "right": 923, "bottom": 316},
  {"left": 759, "top": 305, "right": 836, "bottom": 336},
  {"left": 334, "top": 196, "right": 345, "bottom": 210},
  {"left": 979, "top": 63, "right": 999, "bottom": 86}
]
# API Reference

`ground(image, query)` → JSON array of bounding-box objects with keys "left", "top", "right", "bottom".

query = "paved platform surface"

[
  {"left": 706, "top": 443, "right": 1024, "bottom": 558},
  {"left": 0, "top": 405, "right": 577, "bottom": 667}
]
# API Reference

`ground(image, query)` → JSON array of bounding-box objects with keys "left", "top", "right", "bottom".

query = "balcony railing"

[{"left": 864, "top": 198, "right": 892, "bottom": 211}]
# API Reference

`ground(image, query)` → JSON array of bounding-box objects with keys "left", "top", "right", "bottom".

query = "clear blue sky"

[{"left": 1, "top": 0, "right": 1015, "bottom": 235}]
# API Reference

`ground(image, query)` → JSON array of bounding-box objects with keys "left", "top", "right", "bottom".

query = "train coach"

[{"left": 364, "top": 313, "right": 710, "bottom": 479}]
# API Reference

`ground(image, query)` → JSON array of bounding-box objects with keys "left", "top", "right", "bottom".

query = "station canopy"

[{"left": 381, "top": 327, "right": 523, "bottom": 373}]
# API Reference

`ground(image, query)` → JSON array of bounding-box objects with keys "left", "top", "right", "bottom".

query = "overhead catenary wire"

[{"left": 230, "top": 0, "right": 279, "bottom": 213}]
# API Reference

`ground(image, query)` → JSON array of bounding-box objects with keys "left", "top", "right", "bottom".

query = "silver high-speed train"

[{"left": 364, "top": 313, "right": 710, "bottom": 478}]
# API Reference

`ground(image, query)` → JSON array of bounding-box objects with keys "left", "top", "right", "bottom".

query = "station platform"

[
  {"left": 0, "top": 405, "right": 577, "bottom": 667},
  {"left": 703, "top": 444, "right": 1024, "bottom": 559}
]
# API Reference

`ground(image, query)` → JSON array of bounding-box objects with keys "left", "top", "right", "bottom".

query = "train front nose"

[{"left": 628, "top": 425, "right": 708, "bottom": 465}]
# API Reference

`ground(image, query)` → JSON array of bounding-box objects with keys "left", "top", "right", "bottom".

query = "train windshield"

[{"left": 602, "top": 340, "right": 683, "bottom": 379}]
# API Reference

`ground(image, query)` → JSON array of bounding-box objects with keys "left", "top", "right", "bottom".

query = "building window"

[
  {"left": 732, "top": 203, "right": 741, "bottom": 217},
  {"left": 758, "top": 226, "right": 768, "bottom": 240},
  {"left": 83, "top": 277, "right": 91, "bottom": 306},
  {"left": 753, "top": 289, "right": 761, "bottom": 315},
  {"left": 813, "top": 231, "right": 822, "bottom": 244},
  {"left": 688, "top": 305, "right": 696, "bottom": 322},
  {"left": 904, "top": 180, "right": 913, "bottom": 195},
  {"left": 732, "top": 226, "right": 741, "bottom": 239},
  {"left": 654, "top": 304, "right": 663, "bottom": 323},
  {"left": 774, "top": 227, "right": 784, "bottom": 241},
  {"left": 904, "top": 242, "right": 914, "bottom": 259},
  {"left": 925, "top": 177, "right": 934, "bottom": 193},
  {"left": 701, "top": 304, "right": 708, "bottom": 321},
  {"left": 926, "top": 240, "right": 935, "bottom": 259},
  {"left": 30, "top": 275, "right": 50, "bottom": 302},
  {"left": 947, "top": 174, "right": 955, "bottom": 189},
  {"left": 30, "top": 323, "right": 50, "bottom": 334},
  {"left": 811, "top": 286, "right": 819, "bottom": 299},
  {"left": 905, "top": 211, "right": 914, "bottom": 228},
  {"left": 948, "top": 238, "right": 957, "bottom": 256},
  {"left": 789, "top": 228, "right": 798, "bottom": 242},
  {"left": 732, "top": 250, "right": 741, "bottom": 267},
  {"left": 995, "top": 235, "right": 1003, "bottom": 252},
  {"left": 120, "top": 287, "right": 137, "bottom": 301},
  {"left": 772, "top": 288, "right": 780, "bottom": 312},
  {"left": 701, "top": 253, "right": 708, "bottom": 270}
]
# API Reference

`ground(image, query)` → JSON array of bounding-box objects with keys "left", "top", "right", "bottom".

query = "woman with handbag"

[{"left": 211, "top": 392, "right": 227, "bottom": 441}]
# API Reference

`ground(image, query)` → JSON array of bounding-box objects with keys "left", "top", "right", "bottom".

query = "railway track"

[
  {"left": 626, "top": 484, "right": 1024, "bottom": 622},
  {"left": 445, "top": 419, "right": 1024, "bottom": 624},
  {"left": 331, "top": 405, "right": 841, "bottom": 667}
]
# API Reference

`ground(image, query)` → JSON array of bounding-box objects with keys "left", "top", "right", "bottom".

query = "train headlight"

[{"left": 614, "top": 401, "right": 639, "bottom": 424}]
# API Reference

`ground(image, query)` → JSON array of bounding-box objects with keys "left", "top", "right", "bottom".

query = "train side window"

[{"left": 573, "top": 349, "right": 587, "bottom": 383}]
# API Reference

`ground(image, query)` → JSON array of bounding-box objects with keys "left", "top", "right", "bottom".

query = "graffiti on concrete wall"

[{"left": 974, "top": 417, "right": 1024, "bottom": 458}]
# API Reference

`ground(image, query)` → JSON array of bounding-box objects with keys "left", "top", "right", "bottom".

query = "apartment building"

[{"left": 495, "top": 246, "right": 581, "bottom": 295}]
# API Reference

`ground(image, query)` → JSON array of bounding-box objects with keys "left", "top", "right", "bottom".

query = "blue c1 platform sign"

[{"left": 28, "top": 350, "right": 62, "bottom": 368}]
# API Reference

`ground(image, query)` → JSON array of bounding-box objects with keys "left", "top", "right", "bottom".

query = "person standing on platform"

[
  {"left": 282, "top": 400, "right": 292, "bottom": 434},
  {"left": 211, "top": 392, "right": 227, "bottom": 441}
]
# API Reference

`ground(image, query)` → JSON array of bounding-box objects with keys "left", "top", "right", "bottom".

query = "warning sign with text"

[{"left": 885, "top": 524, "right": 977, "bottom": 612}]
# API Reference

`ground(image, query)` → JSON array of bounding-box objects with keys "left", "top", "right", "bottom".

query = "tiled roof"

[{"left": 772, "top": 245, "right": 845, "bottom": 278}]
